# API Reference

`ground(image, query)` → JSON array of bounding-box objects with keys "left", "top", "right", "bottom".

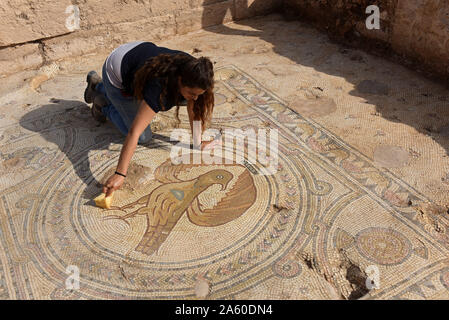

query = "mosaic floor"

[{"left": 0, "top": 65, "right": 448, "bottom": 300}]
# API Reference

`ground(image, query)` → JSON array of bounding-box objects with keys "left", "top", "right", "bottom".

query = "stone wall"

[
  {"left": 1, "top": 0, "right": 448, "bottom": 82},
  {"left": 282, "top": 0, "right": 449, "bottom": 84},
  {"left": 391, "top": 0, "right": 449, "bottom": 81},
  {"left": 0, "top": 0, "right": 279, "bottom": 76}
]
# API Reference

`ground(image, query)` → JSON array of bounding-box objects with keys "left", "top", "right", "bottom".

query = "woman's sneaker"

[
  {"left": 84, "top": 70, "right": 102, "bottom": 104},
  {"left": 91, "top": 94, "right": 107, "bottom": 123}
]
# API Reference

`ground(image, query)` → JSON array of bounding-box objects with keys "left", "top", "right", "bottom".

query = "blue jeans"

[{"left": 96, "top": 62, "right": 153, "bottom": 144}]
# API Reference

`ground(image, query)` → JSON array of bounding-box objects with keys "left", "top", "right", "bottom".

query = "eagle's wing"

[
  {"left": 134, "top": 186, "right": 183, "bottom": 255},
  {"left": 154, "top": 154, "right": 236, "bottom": 184},
  {"left": 186, "top": 169, "right": 257, "bottom": 227},
  {"left": 153, "top": 158, "right": 193, "bottom": 183}
]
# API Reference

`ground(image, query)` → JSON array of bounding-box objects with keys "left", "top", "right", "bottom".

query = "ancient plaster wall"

[
  {"left": 283, "top": 0, "right": 449, "bottom": 83},
  {"left": 0, "top": 0, "right": 279, "bottom": 76}
]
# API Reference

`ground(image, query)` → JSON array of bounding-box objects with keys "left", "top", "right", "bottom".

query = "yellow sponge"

[{"left": 94, "top": 193, "right": 113, "bottom": 209}]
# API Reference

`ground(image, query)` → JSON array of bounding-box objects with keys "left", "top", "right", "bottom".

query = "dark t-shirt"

[{"left": 121, "top": 42, "right": 192, "bottom": 113}]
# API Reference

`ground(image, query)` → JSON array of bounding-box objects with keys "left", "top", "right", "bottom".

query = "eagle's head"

[{"left": 196, "top": 169, "right": 233, "bottom": 191}]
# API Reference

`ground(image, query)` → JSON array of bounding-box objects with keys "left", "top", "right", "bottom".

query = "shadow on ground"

[
  {"left": 201, "top": 0, "right": 449, "bottom": 155},
  {"left": 19, "top": 99, "right": 183, "bottom": 198}
]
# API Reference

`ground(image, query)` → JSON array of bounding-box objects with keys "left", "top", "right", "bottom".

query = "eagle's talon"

[{"left": 108, "top": 206, "right": 127, "bottom": 213}]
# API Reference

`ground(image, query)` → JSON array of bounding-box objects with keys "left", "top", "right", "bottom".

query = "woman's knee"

[{"left": 138, "top": 130, "right": 153, "bottom": 144}]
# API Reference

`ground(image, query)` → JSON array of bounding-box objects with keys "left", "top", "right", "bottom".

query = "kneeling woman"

[{"left": 84, "top": 41, "right": 216, "bottom": 196}]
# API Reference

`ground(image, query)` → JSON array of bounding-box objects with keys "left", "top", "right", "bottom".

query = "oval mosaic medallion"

[{"left": 355, "top": 227, "right": 412, "bottom": 266}]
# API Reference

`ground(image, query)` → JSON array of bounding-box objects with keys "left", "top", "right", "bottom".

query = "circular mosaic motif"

[
  {"left": 25, "top": 123, "right": 308, "bottom": 299},
  {"left": 272, "top": 258, "right": 302, "bottom": 279},
  {"left": 355, "top": 227, "right": 412, "bottom": 266}
]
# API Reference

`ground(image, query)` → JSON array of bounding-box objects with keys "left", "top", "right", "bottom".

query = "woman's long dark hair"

[{"left": 133, "top": 53, "right": 214, "bottom": 132}]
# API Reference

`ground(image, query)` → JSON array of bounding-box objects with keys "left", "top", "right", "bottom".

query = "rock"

[
  {"left": 288, "top": 96, "right": 337, "bottom": 118},
  {"left": 30, "top": 74, "right": 50, "bottom": 92},
  {"left": 29, "top": 62, "right": 60, "bottom": 91},
  {"left": 194, "top": 279, "right": 210, "bottom": 298},
  {"left": 416, "top": 202, "right": 449, "bottom": 216},
  {"left": 373, "top": 145, "right": 409, "bottom": 168}
]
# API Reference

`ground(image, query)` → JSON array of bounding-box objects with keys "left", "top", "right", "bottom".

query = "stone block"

[
  {"left": 111, "top": 14, "right": 178, "bottom": 43},
  {"left": 42, "top": 13, "right": 179, "bottom": 63},
  {"left": 0, "top": 44, "right": 43, "bottom": 76},
  {"left": 43, "top": 32, "right": 110, "bottom": 62},
  {"left": 0, "top": 0, "right": 73, "bottom": 46}
]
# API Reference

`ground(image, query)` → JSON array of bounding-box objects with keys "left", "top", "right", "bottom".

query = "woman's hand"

[
  {"left": 103, "top": 174, "right": 125, "bottom": 197},
  {"left": 101, "top": 101, "right": 155, "bottom": 197}
]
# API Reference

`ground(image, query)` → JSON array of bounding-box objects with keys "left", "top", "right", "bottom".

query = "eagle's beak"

[{"left": 221, "top": 181, "right": 230, "bottom": 191}]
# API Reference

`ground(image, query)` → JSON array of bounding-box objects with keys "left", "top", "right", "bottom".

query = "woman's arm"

[
  {"left": 187, "top": 99, "right": 202, "bottom": 149},
  {"left": 103, "top": 100, "right": 156, "bottom": 196},
  {"left": 116, "top": 100, "right": 156, "bottom": 174},
  {"left": 187, "top": 99, "right": 221, "bottom": 151}
]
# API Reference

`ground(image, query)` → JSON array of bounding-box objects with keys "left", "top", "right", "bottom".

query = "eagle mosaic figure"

[{"left": 105, "top": 158, "right": 257, "bottom": 255}]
